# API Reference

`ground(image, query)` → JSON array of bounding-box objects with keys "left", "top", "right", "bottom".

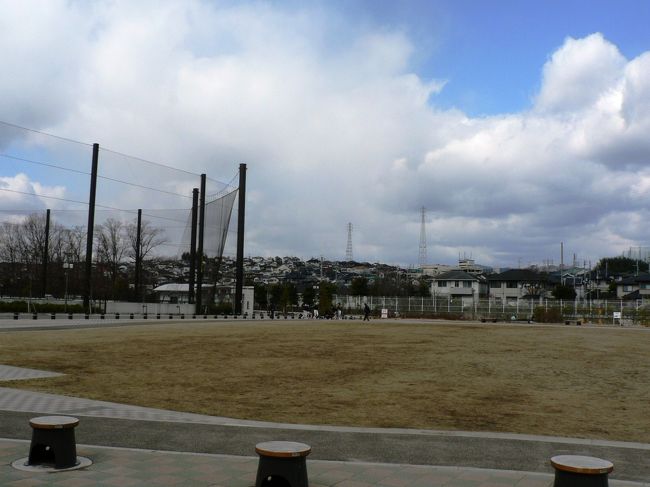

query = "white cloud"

[
  {"left": 535, "top": 33, "right": 626, "bottom": 114},
  {"left": 1, "top": 2, "right": 650, "bottom": 267},
  {"left": 0, "top": 173, "right": 66, "bottom": 211}
]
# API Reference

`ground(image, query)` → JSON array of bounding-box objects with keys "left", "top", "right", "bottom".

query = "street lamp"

[{"left": 63, "top": 262, "right": 73, "bottom": 312}]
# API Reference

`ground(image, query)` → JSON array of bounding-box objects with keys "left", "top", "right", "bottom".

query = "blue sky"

[
  {"left": 2, "top": 0, "right": 650, "bottom": 266},
  {"left": 323, "top": 0, "right": 650, "bottom": 115}
]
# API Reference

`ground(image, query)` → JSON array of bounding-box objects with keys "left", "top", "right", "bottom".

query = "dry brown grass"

[{"left": 1, "top": 320, "right": 649, "bottom": 442}]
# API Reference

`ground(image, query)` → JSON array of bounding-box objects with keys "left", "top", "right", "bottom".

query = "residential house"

[
  {"left": 487, "top": 269, "right": 547, "bottom": 301},
  {"left": 616, "top": 273, "right": 650, "bottom": 300},
  {"left": 431, "top": 270, "right": 487, "bottom": 305}
]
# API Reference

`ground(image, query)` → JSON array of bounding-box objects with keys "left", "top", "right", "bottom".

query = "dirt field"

[{"left": 1, "top": 320, "right": 649, "bottom": 442}]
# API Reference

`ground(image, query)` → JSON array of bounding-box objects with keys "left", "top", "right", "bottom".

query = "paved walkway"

[
  {"left": 1, "top": 438, "right": 568, "bottom": 487},
  {"left": 0, "top": 386, "right": 648, "bottom": 486}
]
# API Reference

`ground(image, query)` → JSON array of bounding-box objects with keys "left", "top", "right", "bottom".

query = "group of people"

[{"left": 273, "top": 302, "right": 373, "bottom": 321}]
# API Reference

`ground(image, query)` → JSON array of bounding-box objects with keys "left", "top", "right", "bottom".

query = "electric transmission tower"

[
  {"left": 419, "top": 207, "right": 427, "bottom": 267},
  {"left": 346, "top": 223, "right": 353, "bottom": 261}
]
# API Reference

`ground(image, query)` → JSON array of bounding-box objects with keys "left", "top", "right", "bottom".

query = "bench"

[
  {"left": 565, "top": 320, "right": 582, "bottom": 326},
  {"left": 550, "top": 455, "right": 613, "bottom": 486},
  {"left": 255, "top": 441, "right": 311, "bottom": 487},
  {"left": 28, "top": 416, "right": 80, "bottom": 469}
]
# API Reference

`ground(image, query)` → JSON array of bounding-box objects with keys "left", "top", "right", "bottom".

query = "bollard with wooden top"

[
  {"left": 551, "top": 455, "right": 613, "bottom": 487},
  {"left": 255, "top": 441, "right": 311, "bottom": 487},
  {"left": 27, "top": 416, "right": 80, "bottom": 469}
]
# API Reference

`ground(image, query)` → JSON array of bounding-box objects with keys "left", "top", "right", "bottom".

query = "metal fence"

[{"left": 333, "top": 295, "right": 650, "bottom": 325}]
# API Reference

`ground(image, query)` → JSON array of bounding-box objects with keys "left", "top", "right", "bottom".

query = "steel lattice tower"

[
  {"left": 346, "top": 222, "right": 353, "bottom": 261},
  {"left": 419, "top": 207, "right": 427, "bottom": 267}
]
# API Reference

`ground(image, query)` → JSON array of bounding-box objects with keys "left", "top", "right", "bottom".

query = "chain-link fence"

[{"left": 334, "top": 295, "right": 650, "bottom": 326}]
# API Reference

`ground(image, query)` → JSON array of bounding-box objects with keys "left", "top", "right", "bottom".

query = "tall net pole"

[
  {"left": 188, "top": 189, "right": 198, "bottom": 304},
  {"left": 419, "top": 207, "right": 427, "bottom": 267},
  {"left": 196, "top": 174, "right": 206, "bottom": 314},
  {"left": 234, "top": 163, "right": 247, "bottom": 315},
  {"left": 83, "top": 143, "right": 99, "bottom": 311}
]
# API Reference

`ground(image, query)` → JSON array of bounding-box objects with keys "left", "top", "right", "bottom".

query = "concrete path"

[
  {"left": 0, "top": 438, "right": 567, "bottom": 487},
  {"left": 0, "top": 384, "right": 648, "bottom": 484}
]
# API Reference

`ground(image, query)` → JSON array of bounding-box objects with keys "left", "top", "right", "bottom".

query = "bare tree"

[
  {"left": 0, "top": 221, "right": 23, "bottom": 295},
  {"left": 63, "top": 226, "right": 86, "bottom": 264},
  {"left": 20, "top": 213, "right": 47, "bottom": 265},
  {"left": 95, "top": 218, "right": 128, "bottom": 298},
  {"left": 126, "top": 219, "right": 167, "bottom": 262}
]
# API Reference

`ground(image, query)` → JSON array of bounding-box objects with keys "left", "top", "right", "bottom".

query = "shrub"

[{"left": 533, "top": 306, "right": 563, "bottom": 323}]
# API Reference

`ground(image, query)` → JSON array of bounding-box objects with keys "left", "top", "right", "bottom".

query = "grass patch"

[{"left": 1, "top": 321, "right": 649, "bottom": 442}]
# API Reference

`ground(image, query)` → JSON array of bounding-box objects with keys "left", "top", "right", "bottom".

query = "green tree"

[
  {"left": 350, "top": 277, "right": 369, "bottom": 296},
  {"left": 269, "top": 283, "right": 283, "bottom": 307},
  {"left": 301, "top": 285, "right": 316, "bottom": 307},
  {"left": 417, "top": 279, "right": 431, "bottom": 297},
  {"left": 552, "top": 284, "right": 577, "bottom": 300},
  {"left": 318, "top": 281, "right": 337, "bottom": 314},
  {"left": 254, "top": 284, "right": 267, "bottom": 309},
  {"left": 595, "top": 257, "right": 648, "bottom": 276},
  {"left": 279, "top": 283, "right": 298, "bottom": 312}
]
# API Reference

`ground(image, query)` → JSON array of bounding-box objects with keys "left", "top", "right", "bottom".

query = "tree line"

[
  {"left": 251, "top": 275, "right": 432, "bottom": 314},
  {"left": 0, "top": 213, "right": 166, "bottom": 301}
]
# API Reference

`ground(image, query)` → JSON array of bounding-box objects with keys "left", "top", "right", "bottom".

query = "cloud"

[
  {"left": 1, "top": 2, "right": 650, "bottom": 267},
  {"left": 535, "top": 33, "right": 626, "bottom": 114},
  {"left": 0, "top": 173, "right": 66, "bottom": 211}
]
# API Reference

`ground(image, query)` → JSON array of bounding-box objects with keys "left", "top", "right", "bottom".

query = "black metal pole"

[
  {"left": 188, "top": 188, "right": 198, "bottom": 304},
  {"left": 196, "top": 174, "right": 206, "bottom": 314},
  {"left": 134, "top": 209, "right": 142, "bottom": 302},
  {"left": 83, "top": 143, "right": 99, "bottom": 311},
  {"left": 42, "top": 208, "right": 50, "bottom": 297},
  {"left": 235, "top": 163, "right": 247, "bottom": 315}
]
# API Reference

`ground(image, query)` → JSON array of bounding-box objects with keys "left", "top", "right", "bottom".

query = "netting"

[{"left": 0, "top": 120, "right": 240, "bottom": 301}]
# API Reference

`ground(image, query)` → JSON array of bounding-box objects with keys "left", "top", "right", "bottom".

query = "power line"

[
  {"left": 0, "top": 187, "right": 88, "bottom": 206},
  {"left": 0, "top": 188, "right": 189, "bottom": 217},
  {"left": 141, "top": 212, "right": 188, "bottom": 224},
  {"left": 2, "top": 153, "right": 192, "bottom": 199},
  {"left": 98, "top": 175, "right": 192, "bottom": 199},
  {"left": 0, "top": 120, "right": 92, "bottom": 147},
  {"left": 99, "top": 147, "right": 201, "bottom": 178},
  {"left": 1, "top": 153, "right": 89, "bottom": 176}
]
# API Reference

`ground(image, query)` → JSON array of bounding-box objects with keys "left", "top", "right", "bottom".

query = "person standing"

[{"left": 363, "top": 303, "right": 371, "bottom": 321}]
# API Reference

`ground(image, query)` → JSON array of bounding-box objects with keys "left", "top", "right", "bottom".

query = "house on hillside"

[
  {"left": 431, "top": 270, "right": 487, "bottom": 305},
  {"left": 616, "top": 273, "right": 650, "bottom": 300},
  {"left": 487, "top": 269, "right": 548, "bottom": 300}
]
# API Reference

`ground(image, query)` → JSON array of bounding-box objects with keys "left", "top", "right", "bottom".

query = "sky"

[{"left": 1, "top": 0, "right": 650, "bottom": 268}]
